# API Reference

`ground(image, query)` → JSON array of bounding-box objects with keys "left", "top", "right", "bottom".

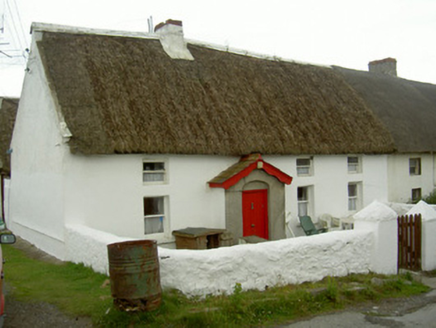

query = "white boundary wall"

[
  {"left": 404, "top": 201, "right": 436, "bottom": 271},
  {"left": 422, "top": 218, "right": 436, "bottom": 271},
  {"left": 40, "top": 201, "right": 436, "bottom": 297},
  {"left": 65, "top": 224, "right": 372, "bottom": 297},
  {"left": 157, "top": 230, "right": 372, "bottom": 296}
]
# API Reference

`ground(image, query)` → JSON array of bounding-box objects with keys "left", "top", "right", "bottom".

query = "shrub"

[{"left": 422, "top": 189, "right": 436, "bottom": 204}]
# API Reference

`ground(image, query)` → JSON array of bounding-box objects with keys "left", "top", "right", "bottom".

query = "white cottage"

[{"left": 10, "top": 20, "right": 432, "bottom": 259}]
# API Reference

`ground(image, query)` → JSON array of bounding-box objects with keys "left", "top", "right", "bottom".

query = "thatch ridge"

[
  {"left": 0, "top": 98, "right": 18, "bottom": 174},
  {"left": 334, "top": 66, "right": 436, "bottom": 153},
  {"left": 36, "top": 31, "right": 395, "bottom": 155}
]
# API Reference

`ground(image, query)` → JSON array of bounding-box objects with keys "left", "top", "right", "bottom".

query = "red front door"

[{"left": 242, "top": 189, "right": 268, "bottom": 239}]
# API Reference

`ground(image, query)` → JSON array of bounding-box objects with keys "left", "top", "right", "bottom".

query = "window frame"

[
  {"left": 347, "top": 156, "right": 361, "bottom": 174},
  {"left": 143, "top": 159, "right": 167, "bottom": 184},
  {"left": 296, "top": 157, "right": 313, "bottom": 176},
  {"left": 297, "top": 186, "right": 312, "bottom": 217},
  {"left": 409, "top": 158, "right": 421, "bottom": 176},
  {"left": 143, "top": 196, "right": 166, "bottom": 235},
  {"left": 348, "top": 182, "right": 361, "bottom": 212},
  {"left": 411, "top": 188, "right": 422, "bottom": 203}
]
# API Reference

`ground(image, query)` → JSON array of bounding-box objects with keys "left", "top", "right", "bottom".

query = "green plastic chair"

[{"left": 299, "top": 216, "right": 327, "bottom": 235}]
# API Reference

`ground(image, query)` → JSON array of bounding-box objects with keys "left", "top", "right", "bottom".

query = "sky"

[{"left": 0, "top": 0, "right": 435, "bottom": 97}]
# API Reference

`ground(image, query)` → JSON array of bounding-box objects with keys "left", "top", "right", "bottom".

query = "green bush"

[{"left": 422, "top": 189, "right": 436, "bottom": 204}]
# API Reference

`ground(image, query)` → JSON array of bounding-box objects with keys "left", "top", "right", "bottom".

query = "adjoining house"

[
  {"left": 6, "top": 20, "right": 435, "bottom": 258},
  {"left": 0, "top": 97, "right": 18, "bottom": 224},
  {"left": 334, "top": 61, "right": 436, "bottom": 204}
]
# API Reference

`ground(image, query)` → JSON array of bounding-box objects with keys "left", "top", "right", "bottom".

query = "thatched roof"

[
  {"left": 0, "top": 98, "right": 18, "bottom": 174},
  {"left": 35, "top": 28, "right": 395, "bottom": 156},
  {"left": 334, "top": 66, "right": 436, "bottom": 153}
]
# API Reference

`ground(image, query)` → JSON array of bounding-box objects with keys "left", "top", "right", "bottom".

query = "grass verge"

[{"left": 3, "top": 244, "right": 430, "bottom": 327}]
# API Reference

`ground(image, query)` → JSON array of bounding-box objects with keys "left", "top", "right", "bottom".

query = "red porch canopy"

[{"left": 208, "top": 153, "right": 293, "bottom": 190}]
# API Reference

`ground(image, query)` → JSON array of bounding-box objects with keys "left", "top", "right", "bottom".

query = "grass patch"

[
  {"left": 3, "top": 244, "right": 430, "bottom": 327},
  {"left": 3, "top": 245, "right": 112, "bottom": 321}
]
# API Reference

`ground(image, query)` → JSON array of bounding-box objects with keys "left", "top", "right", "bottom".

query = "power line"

[
  {"left": 0, "top": 49, "right": 11, "bottom": 58},
  {"left": 10, "top": 0, "right": 27, "bottom": 47},
  {"left": 0, "top": 0, "right": 27, "bottom": 64},
  {"left": 5, "top": 0, "right": 25, "bottom": 53}
]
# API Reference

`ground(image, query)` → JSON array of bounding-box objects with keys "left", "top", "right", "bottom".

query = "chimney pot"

[
  {"left": 154, "top": 19, "right": 183, "bottom": 32},
  {"left": 368, "top": 57, "right": 397, "bottom": 77}
]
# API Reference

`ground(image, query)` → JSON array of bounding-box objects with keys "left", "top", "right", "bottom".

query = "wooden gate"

[{"left": 397, "top": 214, "right": 422, "bottom": 271}]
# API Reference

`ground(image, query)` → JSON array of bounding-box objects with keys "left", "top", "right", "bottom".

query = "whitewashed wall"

[
  {"left": 158, "top": 231, "right": 372, "bottom": 296},
  {"left": 63, "top": 201, "right": 413, "bottom": 297},
  {"left": 422, "top": 219, "right": 436, "bottom": 271},
  {"left": 388, "top": 154, "right": 435, "bottom": 203},
  {"left": 405, "top": 201, "right": 436, "bottom": 271},
  {"left": 8, "top": 31, "right": 71, "bottom": 260},
  {"left": 64, "top": 223, "right": 373, "bottom": 297},
  {"left": 362, "top": 155, "right": 390, "bottom": 204},
  {"left": 267, "top": 155, "right": 389, "bottom": 237},
  {"left": 353, "top": 201, "right": 398, "bottom": 274},
  {"left": 65, "top": 224, "right": 129, "bottom": 274},
  {"left": 64, "top": 154, "right": 389, "bottom": 243},
  {"left": 64, "top": 154, "right": 230, "bottom": 244}
]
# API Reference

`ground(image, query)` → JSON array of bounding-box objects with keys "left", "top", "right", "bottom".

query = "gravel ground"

[{"left": 4, "top": 293, "right": 92, "bottom": 328}]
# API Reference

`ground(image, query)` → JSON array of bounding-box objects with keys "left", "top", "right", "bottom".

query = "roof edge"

[
  {"left": 186, "top": 38, "right": 331, "bottom": 69},
  {"left": 30, "top": 22, "right": 331, "bottom": 70},
  {"left": 30, "top": 22, "right": 159, "bottom": 40}
]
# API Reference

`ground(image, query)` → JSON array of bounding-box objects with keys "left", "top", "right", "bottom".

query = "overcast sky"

[{"left": 1, "top": 0, "right": 435, "bottom": 97}]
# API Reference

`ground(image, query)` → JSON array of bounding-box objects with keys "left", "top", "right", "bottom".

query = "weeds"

[
  {"left": 403, "top": 271, "right": 414, "bottom": 282},
  {"left": 324, "top": 276, "right": 340, "bottom": 303}
]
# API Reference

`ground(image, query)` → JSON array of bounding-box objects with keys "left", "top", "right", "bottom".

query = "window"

[
  {"left": 297, "top": 186, "right": 310, "bottom": 217},
  {"left": 409, "top": 158, "right": 421, "bottom": 176},
  {"left": 411, "top": 188, "right": 422, "bottom": 203},
  {"left": 144, "top": 197, "right": 165, "bottom": 234},
  {"left": 296, "top": 158, "right": 312, "bottom": 176},
  {"left": 143, "top": 161, "right": 165, "bottom": 183},
  {"left": 348, "top": 156, "right": 360, "bottom": 173},
  {"left": 348, "top": 183, "right": 361, "bottom": 211}
]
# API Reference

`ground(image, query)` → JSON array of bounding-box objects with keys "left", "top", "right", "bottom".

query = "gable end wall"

[{"left": 9, "top": 32, "right": 70, "bottom": 259}]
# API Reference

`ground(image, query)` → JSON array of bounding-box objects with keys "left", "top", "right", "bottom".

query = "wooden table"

[{"left": 172, "top": 227, "right": 227, "bottom": 250}]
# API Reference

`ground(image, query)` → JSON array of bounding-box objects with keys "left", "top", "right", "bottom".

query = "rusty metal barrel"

[{"left": 107, "top": 240, "right": 161, "bottom": 311}]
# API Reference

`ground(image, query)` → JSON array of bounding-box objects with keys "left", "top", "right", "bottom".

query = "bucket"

[{"left": 107, "top": 239, "right": 161, "bottom": 311}]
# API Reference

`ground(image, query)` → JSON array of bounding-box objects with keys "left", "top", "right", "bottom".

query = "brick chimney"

[
  {"left": 155, "top": 19, "right": 194, "bottom": 60},
  {"left": 368, "top": 58, "right": 397, "bottom": 77}
]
